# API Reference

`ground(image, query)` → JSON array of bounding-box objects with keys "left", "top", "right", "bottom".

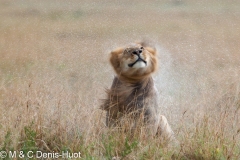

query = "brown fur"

[{"left": 101, "top": 42, "right": 174, "bottom": 139}]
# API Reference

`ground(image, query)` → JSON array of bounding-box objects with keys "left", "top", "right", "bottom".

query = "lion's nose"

[{"left": 132, "top": 50, "right": 142, "bottom": 55}]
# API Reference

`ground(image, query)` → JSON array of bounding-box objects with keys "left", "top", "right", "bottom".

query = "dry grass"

[{"left": 0, "top": 0, "right": 240, "bottom": 159}]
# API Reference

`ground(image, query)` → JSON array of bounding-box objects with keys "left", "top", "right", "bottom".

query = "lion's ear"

[{"left": 109, "top": 47, "right": 124, "bottom": 74}]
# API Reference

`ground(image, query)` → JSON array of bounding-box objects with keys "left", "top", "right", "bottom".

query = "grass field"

[{"left": 0, "top": 0, "right": 240, "bottom": 159}]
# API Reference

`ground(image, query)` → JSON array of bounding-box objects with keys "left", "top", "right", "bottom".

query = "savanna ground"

[{"left": 0, "top": 0, "right": 240, "bottom": 159}]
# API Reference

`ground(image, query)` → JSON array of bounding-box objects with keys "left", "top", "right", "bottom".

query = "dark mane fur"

[{"left": 101, "top": 76, "right": 158, "bottom": 126}]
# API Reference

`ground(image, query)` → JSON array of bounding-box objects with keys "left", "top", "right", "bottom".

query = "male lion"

[{"left": 101, "top": 42, "right": 174, "bottom": 140}]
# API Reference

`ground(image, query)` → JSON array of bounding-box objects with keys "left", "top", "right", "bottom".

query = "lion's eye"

[
  {"left": 140, "top": 47, "right": 144, "bottom": 50},
  {"left": 124, "top": 49, "right": 130, "bottom": 55}
]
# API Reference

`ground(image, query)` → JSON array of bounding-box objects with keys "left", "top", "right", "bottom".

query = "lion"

[{"left": 101, "top": 42, "right": 174, "bottom": 141}]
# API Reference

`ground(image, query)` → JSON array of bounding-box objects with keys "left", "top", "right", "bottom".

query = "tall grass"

[{"left": 1, "top": 81, "right": 239, "bottom": 159}]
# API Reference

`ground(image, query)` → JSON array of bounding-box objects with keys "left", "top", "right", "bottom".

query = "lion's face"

[{"left": 110, "top": 43, "right": 158, "bottom": 81}]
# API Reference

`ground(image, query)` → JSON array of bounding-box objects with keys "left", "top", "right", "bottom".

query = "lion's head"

[{"left": 110, "top": 42, "right": 158, "bottom": 81}]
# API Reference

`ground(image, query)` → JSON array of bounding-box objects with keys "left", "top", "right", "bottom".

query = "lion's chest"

[{"left": 109, "top": 78, "right": 158, "bottom": 114}]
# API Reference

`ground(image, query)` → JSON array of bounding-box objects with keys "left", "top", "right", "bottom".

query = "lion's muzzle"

[{"left": 128, "top": 49, "right": 147, "bottom": 68}]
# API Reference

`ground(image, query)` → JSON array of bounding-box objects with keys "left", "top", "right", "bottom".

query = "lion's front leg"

[
  {"left": 156, "top": 115, "right": 175, "bottom": 142},
  {"left": 106, "top": 109, "right": 120, "bottom": 127}
]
